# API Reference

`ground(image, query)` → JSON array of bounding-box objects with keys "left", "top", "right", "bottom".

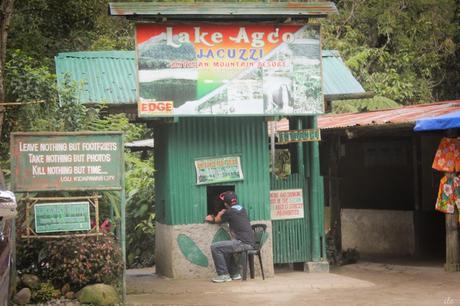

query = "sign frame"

[
  {"left": 34, "top": 201, "right": 91, "bottom": 234},
  {"left": 10, "top": 131, "right": 124, "bottom": 192},
  {"left": 22, "top": 195, "right": 102, "bottom": 239},
  {"left": 136, "top": 22, "right": 323, "bottom": 118}
]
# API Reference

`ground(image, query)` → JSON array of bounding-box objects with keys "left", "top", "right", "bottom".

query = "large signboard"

[
  {"left": 136, "top": 23, "right": 322, "bottom": 117},
  {"left": 34, "top": 201, "right": 91, "bottom": 233},
  {"left": 195, "top": 156, "right": 243, "bottom": 185},
  {"left": 11, "top": 132, "right": 123, "bottom": 192},
  {"left": 270, "top": 189, "right": 304, "bottom": 220}
]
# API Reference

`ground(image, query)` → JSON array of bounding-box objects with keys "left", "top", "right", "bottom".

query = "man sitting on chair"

[{"left": 205, "top": 191, "right": 255, "bottom": 283}]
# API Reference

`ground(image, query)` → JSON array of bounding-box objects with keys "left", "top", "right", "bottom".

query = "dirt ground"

[{"left": 126, "top": 259, "right": 460, "bottom": 306}]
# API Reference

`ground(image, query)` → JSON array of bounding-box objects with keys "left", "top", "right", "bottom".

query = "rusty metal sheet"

[{"left": 269, "top": 100, "right": 460, "bottom": 132}]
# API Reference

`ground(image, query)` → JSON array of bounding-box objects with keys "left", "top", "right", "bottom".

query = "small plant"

[{"left": 31, "top": 282, "right": 60, "bottom": 303}]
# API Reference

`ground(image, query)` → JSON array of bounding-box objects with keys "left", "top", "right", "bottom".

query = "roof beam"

[{"left": 109, "top": 2, "right": 338, "bottom": 21}]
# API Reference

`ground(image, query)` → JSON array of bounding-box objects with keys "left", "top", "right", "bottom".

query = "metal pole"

[
  {"left": 121, "top": 188, "right": 126, "bottom": 301},
  {"left": 309, "top": 116, "right": 321, "bottom": 261},
  {"left": 270, "top": 121, "right": 276, "bottom": 176}
]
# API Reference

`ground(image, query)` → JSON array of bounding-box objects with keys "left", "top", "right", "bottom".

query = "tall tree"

[
  {"left": 322, "top": 0, "right": 457, "bottom": 104},
  {"left": 0, "top": 0, "right": 14, "bottom": 188}
]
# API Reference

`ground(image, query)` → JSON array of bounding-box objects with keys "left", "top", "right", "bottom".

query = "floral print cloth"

[
  {"left": 435, "top": 174, "right": 460, "bottom": 220},
  {"left": 432, "top": 137, "right": 460, "bottom": 172}
]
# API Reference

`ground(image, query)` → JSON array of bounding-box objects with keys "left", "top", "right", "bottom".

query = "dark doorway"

[{"left": 207, "top": 185, "right": 235, "bottom": 216}]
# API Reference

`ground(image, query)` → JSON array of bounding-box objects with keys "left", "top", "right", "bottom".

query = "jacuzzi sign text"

[{"left": 165, "top": 27, "right": 296, "bottom": 48}]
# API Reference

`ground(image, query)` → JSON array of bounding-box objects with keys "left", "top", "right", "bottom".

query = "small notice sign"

[
  {"left": 277, "top": 129, "right": 321, "bottom": 144},
  {"left": 270, "top": 189, "right": 304, "bottom": 220},
  {"left": 34, "top": 201, "right": 91, "bottom": 233},
  {"left": 195, "top": 156, "right": 243, "bottom": 185}
]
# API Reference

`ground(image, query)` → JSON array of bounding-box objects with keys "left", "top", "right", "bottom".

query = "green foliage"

[
  {"left": 31, "top": 282, "right": 60, "bottom": 303},
  {"left": 38, "top": 234, "right": 124, "bottom": 290},
  {"left": 84, "top": 112, "right": 156, "bottom": 268},
  {"left": 1, "top": 50, "right": 96, "bottom": 160},
  {"left": 322, "top": 0, "right": 458, "bottom": 104},
  {"left": 125, "top": 153, "right": 156, "bottom": 268},
  {"left": 8, "top": 0, "right": 134, "bottom": 67},
  {"left": 332, "top": 96, "right": 401, "bottom": 113}
]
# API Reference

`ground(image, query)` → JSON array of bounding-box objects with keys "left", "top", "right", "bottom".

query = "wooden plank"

[
  {"left": 445, "top": 210, "right": 460, "bottom": 272},
  {"left": 109, "top": 2, "right": 338, "bottom": 18}
]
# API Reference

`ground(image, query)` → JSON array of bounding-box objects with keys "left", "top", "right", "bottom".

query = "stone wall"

[
  {"left": 341, "top": 209, "right": 415, "bottom": 256},
  {"left": 155, "top": 221, "right": 274, "bottom": 279}
]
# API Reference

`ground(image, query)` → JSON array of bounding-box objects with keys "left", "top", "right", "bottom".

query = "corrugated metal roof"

[
  {"left": 322, "top": 50, "right": 365, "bottom": 98},
  {"left": 56, "top": 50, "right": 364, "bottom": 105},
  {"left": 55, "top": 51, "right": 137, "bottom": 105},
  {"left": 109, "top": 2, "right": 338, "bottom": 20},
  {"left": 270, "top": 101, "right": 460, "bottom": 132},
  {"left": 319, "top": 101, "right": 460, "bottom": 129}
]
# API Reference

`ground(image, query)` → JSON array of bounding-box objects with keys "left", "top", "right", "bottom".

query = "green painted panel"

[
  {"left": 212, "top": 227, "right": 231, "bottom": 243},
  {"left": 177, "top": 234, "right": 208, "bottom": 267}
]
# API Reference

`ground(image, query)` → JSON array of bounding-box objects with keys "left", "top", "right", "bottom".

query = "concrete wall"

[
  {"left": 341, "top": 209, "right": 415, "bottom": 256},
  {"left": 155, "top": 221, "right": 274, "bottom": 279}
]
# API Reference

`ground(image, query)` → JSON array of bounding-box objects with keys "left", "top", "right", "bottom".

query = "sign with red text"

[
  {"left": 11, "top": 132, "right": 123, "bottom": 192},
  {"left": 138, "top": 100, "right": 174, "bottom": 117},
  {"left": 136, "top": 23, "right": 322, "bottom": 117},
  {"left": 270, "top": 189, "right": 304, "bottom": 220}
]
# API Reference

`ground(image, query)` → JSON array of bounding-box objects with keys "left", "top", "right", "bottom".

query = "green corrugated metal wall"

[
  {"left": 270, "top": 116, "right": 325, "bottom": 264},
  {"left": 271, "top": 174, "right": 312, "bottom": 263},
  {"left": 155, "top": 117, "right": 271, "bottom": 225}
]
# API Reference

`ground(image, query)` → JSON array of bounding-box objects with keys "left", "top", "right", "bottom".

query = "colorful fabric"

[
  {"left": 432, "top": 137, "right": 460, "bottom": 172},
  {"left": 435, "top": 174, "right": 460, "bottom": 221}
]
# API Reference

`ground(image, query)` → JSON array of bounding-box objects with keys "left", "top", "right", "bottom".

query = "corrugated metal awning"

[
  {"left": 55, "top": 51, "right": 137, "bottom": 105},
  {"left": 109, "top": 2, "right": 337, "bottom": 20},
  {"left": 322, "top": 50, "right": 369, "bottom": 100},
  {"left": 319, "top": 101, "right": 460, "bottom": 129},
  {"left": 270, "top": 100, "right": 460, "bottom": 132},
  {"left": 55, "top": 50, "right": 364, "bottom": 105}
]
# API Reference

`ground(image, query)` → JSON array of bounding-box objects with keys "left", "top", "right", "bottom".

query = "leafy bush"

[{"left": 38, "top": 234, "right": 123, "bottom": 290}]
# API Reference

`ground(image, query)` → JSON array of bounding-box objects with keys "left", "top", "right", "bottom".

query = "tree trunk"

[{"left": 0, "top": 0, "right": 14, "bottom": 189}]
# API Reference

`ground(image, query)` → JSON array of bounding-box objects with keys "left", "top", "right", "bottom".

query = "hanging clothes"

[
  {"left": 435, "top": 173, "right": 460, "bottom": 221},
  {"left": 432, "top": 137, "right": 460, "bottom": 172}
]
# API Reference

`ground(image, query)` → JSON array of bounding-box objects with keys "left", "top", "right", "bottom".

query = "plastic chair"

[{"left": 241, "top": 223, "right": 267, "bottom": 280}]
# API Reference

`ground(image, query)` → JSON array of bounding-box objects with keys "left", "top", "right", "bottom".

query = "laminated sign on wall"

[
  {"left": 136, "top": 23, "right": 323, "bottom": 117},
  {"left": 270, "top": 189, "right": 304, "bottom": 220}
]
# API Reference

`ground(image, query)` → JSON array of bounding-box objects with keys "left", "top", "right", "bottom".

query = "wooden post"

[{"left": 445, "top": 209, "right": 460, "bottom": 272}]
